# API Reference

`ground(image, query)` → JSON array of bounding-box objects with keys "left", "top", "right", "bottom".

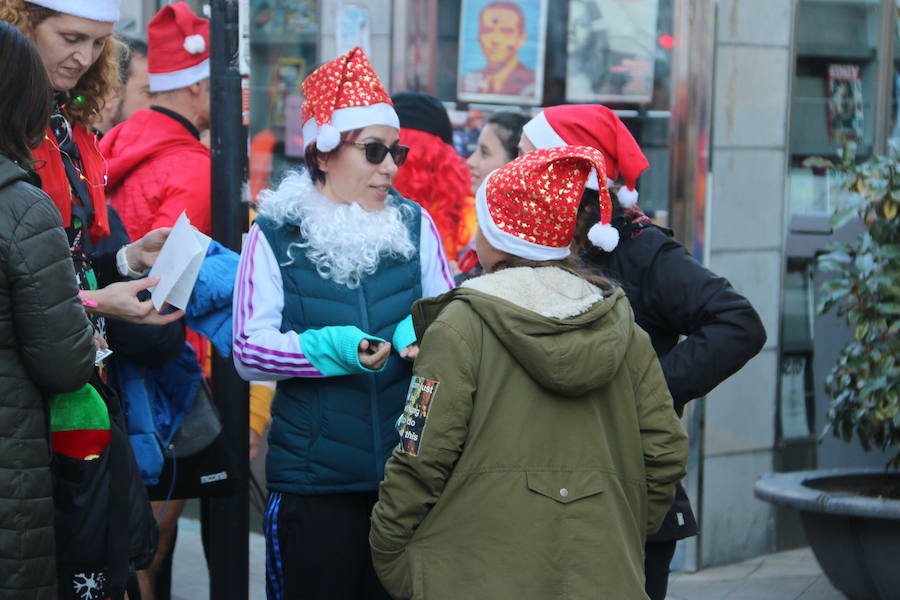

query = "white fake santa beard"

[{"left": 259, "top": 171, "right": 416, "bottom": 289}]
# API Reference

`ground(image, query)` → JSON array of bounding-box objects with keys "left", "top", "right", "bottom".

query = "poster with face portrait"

[
  {"left": 827, "top": 63, "right": 863, "bottom": 142},
  {"left": 566, "top": 0, "right": 659, "bottom": 104},
  {"left": 457, "top": 0, "right": 548, "bottom": 105}
]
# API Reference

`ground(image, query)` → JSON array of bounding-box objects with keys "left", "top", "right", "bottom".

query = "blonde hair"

[{"left": 0, "top": 0, "right": 124, "bottom": 127}]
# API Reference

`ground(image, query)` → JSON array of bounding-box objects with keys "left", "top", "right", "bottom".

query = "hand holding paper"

[
  {"left": 127, "top": 226, "right": 172, "bottom": 272},
  {"left": 149, "top": 212, "right": 211, "bottom": 311},
  {"left": 84, "top": 277, "right": 185, "bottom": 325}
]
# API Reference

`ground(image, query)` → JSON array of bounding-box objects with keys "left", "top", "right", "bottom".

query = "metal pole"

[{"left": 209, "top": 1, "right": 249, "bottom": 598}]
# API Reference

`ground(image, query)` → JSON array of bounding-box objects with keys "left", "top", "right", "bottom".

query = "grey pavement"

[
  {"left": 171, "top": 517, "right": 842, "bottom": 600},
  {"left": 667, "top": 547, "right": 843, "bottom": 600},
  {"left": 171, "top": 517, "right": 266, "bottom": 600}
]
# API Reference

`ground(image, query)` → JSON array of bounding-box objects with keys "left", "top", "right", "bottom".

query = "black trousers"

[
  {"left": 264, "top": 490, "right": 392, "bottom": 600},
  {"left": 644, "top": 539, "right": 678, "bottom": 600}
]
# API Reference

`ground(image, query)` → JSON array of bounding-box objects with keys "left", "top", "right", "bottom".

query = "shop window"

[
  {"left": 781, "top": 0, "right": 898, "bottom": 453},
  {"left": 788, "top": 0, "right": 883, "bottom": 216},
  {"left": 248, "top": 0, "right": 319, "bottom": 201}
]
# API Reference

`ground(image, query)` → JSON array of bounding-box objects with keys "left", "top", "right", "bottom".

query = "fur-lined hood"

[
  {"left": 412, "top": 267, "right": 635, "bottom": 397},
  {"left": 461, "top": 266, "right": 605, "bottom": 319}
]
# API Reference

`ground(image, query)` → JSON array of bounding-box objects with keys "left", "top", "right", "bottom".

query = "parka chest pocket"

[{"left": 526, "top": 471, "right": 604, "bottom": 504}]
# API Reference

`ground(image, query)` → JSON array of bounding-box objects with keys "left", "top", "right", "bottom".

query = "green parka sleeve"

[
  {"left": 632, "top": 335, "right": 689, "bottom": 535},
  {"left": 370, "top": 317, "right": 478, "bottom": 599}
]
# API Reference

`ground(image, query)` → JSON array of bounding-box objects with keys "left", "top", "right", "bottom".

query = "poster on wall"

[
  {"left": 392, "top": 0, "right": 437, "bottom": 93},
  {"left": 336, "top": 4, "right": 371, "bottom": 55},
  {"left": 565, "top": 0, "right": 659, "bottom": 104},
  {"left": 457, "top": 0, "right": 548, "bottom": 105},
  {"left": 827, "top": 63, "right": 863, "bottom": 142},
  {"left": 269, "top": 57, "right": 306, "bottom": 126}
]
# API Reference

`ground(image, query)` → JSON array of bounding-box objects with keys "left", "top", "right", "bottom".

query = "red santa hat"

[
  {"left": 147, "top": 2, "right": 210, "bottom": 93},
  {"left": 27, "top": 0, "right": 120, "bottom": 22},
  {"left": 522, "top": 104, "right": 649, "bottom": 209},
  {"left": 476, "top": 146, "right": 620, "bottom": 258},
  {"left": 301, "top": 47, "right": 399, "bottom": 152}
]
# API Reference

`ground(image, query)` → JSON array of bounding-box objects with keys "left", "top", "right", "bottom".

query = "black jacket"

[
  {"left": 0, "top": 156, "right": 95, "bottom": 599},
  {"left": 584, "top": 221, "right": 767, "bottom": 541}
]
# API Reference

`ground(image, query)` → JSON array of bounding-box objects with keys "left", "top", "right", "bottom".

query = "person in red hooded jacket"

[{"left": 101, "top": 3, "right": 211, "bottom": 242}]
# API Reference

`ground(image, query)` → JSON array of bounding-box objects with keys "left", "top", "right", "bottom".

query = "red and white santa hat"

[
  {"left": 522, "top": 104, "right": 649, "bottom": 209},
  {"left": 476, "top": 145, "right": 620, "bottom": 257},
  {"left": 147, "top": 2, "right": 210, "bottom": 93},
  {"left": 301, "top": 47, "right": 399, "bottom": 152},
  {"left": 27, "top": 0, "right": 120, "bottom": 22}
]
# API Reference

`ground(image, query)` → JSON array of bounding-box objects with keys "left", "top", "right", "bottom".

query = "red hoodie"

[
  {"left": 101, "top": 108, "right": 212, "bottom": 370},
  {"left": 101, "top": 108, "right": 211, "bottom": 240}
]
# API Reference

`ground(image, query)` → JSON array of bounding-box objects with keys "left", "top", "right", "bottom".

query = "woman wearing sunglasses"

[{"left": 232, "top": 47, "right": 453, "bottom": 600}]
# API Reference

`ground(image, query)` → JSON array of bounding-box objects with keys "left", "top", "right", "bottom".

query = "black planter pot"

[{"left": 754, "top": 467, "right": 900, "bottom": 600}]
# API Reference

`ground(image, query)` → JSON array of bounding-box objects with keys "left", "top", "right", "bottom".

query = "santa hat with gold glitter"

[
  {"left": 476, "top": 145, "right": 620, "bottom": 257},
  {"left": 522, "top": 104, "right": 649, "bottom": 209},
  {"left": 301, "top": 47, "right": 399, "bottom": 152}
]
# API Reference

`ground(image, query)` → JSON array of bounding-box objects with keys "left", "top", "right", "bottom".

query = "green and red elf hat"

[{"left": 49, "top": 385, "right": 110, "bottom": 460}]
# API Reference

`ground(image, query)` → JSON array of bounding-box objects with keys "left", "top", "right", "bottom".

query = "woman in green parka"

[
  {"left": 0, "top": 22, "right": 96, "bottom": 599},
  {"left": 370, "top": 145, "right": 689, "bottom": 600}
]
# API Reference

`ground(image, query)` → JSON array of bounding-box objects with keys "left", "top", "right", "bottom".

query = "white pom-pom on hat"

[
  {"left": 317, "top": 123, "right": 341, "bottom": 152},
  {"left": 587, "top": 222, "right": 620, "bottom": 252},
  {"left": 617, "top": 186, "right": 639, "bottom": 209},
  {"left": 183, "top": 34, "right": 206, "bottom": 55}
]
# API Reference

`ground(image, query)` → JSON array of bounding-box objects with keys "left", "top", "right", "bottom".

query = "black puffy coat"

[
  {"left": 0, "top": 156, "right": 95, "bottom": 599},
  {"left": 584, "top": 219, "right": 767, "bottom": 541}
]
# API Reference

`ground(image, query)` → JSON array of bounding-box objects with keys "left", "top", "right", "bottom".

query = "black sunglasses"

[{"left": 343, "top": 141, "right": 409, "bottom": 166}]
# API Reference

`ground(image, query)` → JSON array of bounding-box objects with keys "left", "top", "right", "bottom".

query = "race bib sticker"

[{"left": 396, "top": 376, "right": 439, "bottom": 456}]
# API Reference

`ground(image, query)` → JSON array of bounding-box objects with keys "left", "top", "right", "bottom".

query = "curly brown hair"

[{"left": 0, "top": 0, "right": 124, "bottom": 127}]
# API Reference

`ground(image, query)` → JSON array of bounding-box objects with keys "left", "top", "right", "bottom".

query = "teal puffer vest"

[{"left": 257, "top": 193, "right": 422, "bottom": 495}]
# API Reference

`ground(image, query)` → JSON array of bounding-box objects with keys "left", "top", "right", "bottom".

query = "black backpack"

[{"left": 52, "top": 372, "right": 158, "bottom": 599}]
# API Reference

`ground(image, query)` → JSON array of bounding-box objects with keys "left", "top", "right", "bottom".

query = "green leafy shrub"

[{"left": 811, "top": 142, "right": 900, "bottom": 468}]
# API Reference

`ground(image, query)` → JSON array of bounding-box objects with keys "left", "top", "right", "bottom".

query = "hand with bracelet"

[
  {"left": 80, "top": 227, "right": 184, "bottom": 326},
  {"left": 116, "top": 227, "right": 172, "bottom": 279}
]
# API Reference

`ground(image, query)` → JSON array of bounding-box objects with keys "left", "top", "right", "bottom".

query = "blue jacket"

[
  {"left": 256, "top": 197, "right": 423, "bottom": 495},
  {"left": 186, "top": 239, "right": 239, "bottom": 358},
  {"left": 112, "top": 344, "right": 202, "bottom": 485},
  {"left": 116, "top": 241, "right": 236, "bottom": 483}
]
